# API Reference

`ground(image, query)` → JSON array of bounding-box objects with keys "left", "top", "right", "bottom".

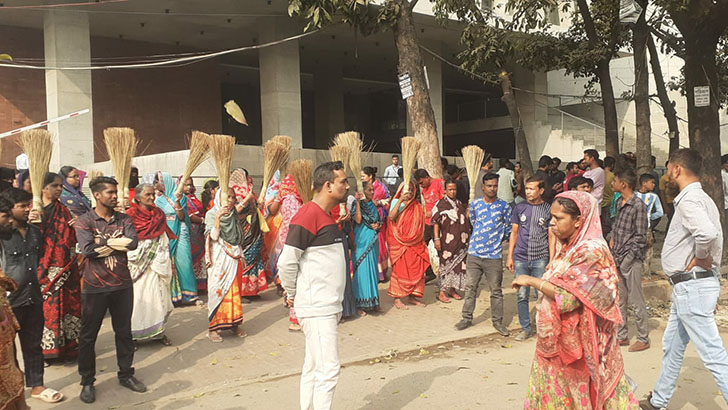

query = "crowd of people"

[{"left": 0, "top": 146, "right": 727, "bottom": 410}]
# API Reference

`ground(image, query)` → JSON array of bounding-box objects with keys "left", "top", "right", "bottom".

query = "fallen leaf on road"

[
  {"left": 194, "top": 392, "right": 205, "bottom": 398},
  {"left": 420, "top": 394, "right": 428, "bottom": 398},
  {"left": 507, "top": 382, "right": 518, "bottom": 385},
  {"left": 499, "top": 361, "right": 512, "bottom": 365},
  {"left": 211, "top": 358, "right": 218, "bottom": 365},
  {"left": 269, "top": 352, "right": 279, "bottom": 357},
  {"left": 501, "top": 344, "right": 513, "bottom": 348},
  {"left": 100, "top": 365, "right": 108, "bottom": 372},
  {"left": 457, "top": 366, "right": 470, "bottom": 370},
  {"left": 392, "top": 390, "right": 400, "bottom": 394},
  {"left": 419, "top": 348, "right": 430, "bottom": 356},
  {"left": 438, "top": 345, "right": 446, "bottom": 349},
  {"left": 278, "top": 343, "right": 290, "bottom": 347},
  {"left": 684, "top": 378, "right": 694, "bottom": 382},
  {"left": 374, "top": 358, "right": 381, "bottom": 363}
]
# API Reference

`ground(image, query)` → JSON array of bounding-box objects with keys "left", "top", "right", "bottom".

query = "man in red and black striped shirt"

[{"left": 278, "top": 161, "right": 350, "bottom": 410}]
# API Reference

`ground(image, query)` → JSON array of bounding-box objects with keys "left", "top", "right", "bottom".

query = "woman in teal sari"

[
  {"left": 154, "top": 172, "right": 199, "bottom": 305},
  {"left": 351, "top": 181, "right": 382, "bottom": 314}
]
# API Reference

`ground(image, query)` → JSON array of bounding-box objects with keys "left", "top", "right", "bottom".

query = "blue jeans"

[
  {"left": 513, "top": 258, "right": 547, "bottom": 333},
  {"left": 651, "top": 276, "right": 728, "bottom": 408}
]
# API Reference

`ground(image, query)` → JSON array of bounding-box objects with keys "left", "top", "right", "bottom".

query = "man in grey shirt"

[{"left": 641, "top": 149, "right": 728, "bottom": 410}]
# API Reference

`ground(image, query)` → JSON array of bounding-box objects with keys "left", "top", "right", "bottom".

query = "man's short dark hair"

[
  {"left": 552, "top": 157, "right": 562, "bottom": 166},
  {"left": 721, "top": 154, "right": 728, "bottom": 165},
  {"left": 482, "top": 172, "right": 499, "bottom": 183},
  {"left": 313, "top": 161, "right": 345, "bottom": 191},
  {"left": 414, "top": 169, "right": 430, "bottom": 181},
  {"left": 392, "top": 154, "right": 399, "bottom": 159},
  {"left": 0, "top": 196, "right": 13, "bottom": 213},
  {"left": 566, "top": 162, "right": 577, "bottom": 171},
  {"left": 596, "top": 159, "right": 604, "bottom": 168},
  {"left": 639, "top": 173, "right": 656, "bottom": 186},
  {"left": 538, "top": 155, "right": 552, "bottom": 169},
  {"left": 614, "top": 167, "right": 638, "bottom": 190},
  {"left": 1, "top": 187, "right": 32, "bottom": 205},
  {"left": 90, "top": 176, "right": 119, "bottom": 193},
  {"left": 604, "top": 156, "right": 615, "bottom": 169},
  {"left": 525, "top": 176, "right": 545, "bottom": 190},
  {"left": 584, "top": 149, "right": 599, "bottom": 160},
  {"left": 568, "top": 176, "right": 593, "bottom": 191},
  {"left": 444, "top": 177, "right": 458, "bottom": 188},
  {"left": 669, "top": 148, "right": 702, "bottom": 176}
]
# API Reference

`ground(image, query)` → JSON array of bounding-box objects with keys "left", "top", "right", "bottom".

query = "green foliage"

[{"left": 287, "top": 0, "right": 402, "bottom": 35}]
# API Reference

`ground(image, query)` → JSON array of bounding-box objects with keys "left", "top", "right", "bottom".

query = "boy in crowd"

[
  {"left": 635, "top": 174, "right": 664, "bottom": 276},
  {"left": 609, "top": 167, "right": 650, "bottom": 352},
  {"left": 505, "top": 176, "right": 554, "bottom": 341},
  {"left": 567, "top": 176, "right": 593, "bottom": 193}
]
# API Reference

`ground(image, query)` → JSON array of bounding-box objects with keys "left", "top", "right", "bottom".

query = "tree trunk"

[
  {"left": 633, "top": 7, "right": 652, "bottom": 175},
  {"left": 647, "top": 34, "right": 680, "bottom": 154},
  {"left": 683, "top": 38, "right": 724, "bottom": 216},
  {"left": 499, "top": 71, "right": 534, "bottom": 180},
  {"left": 392, "top": 0, "right": 442, "bottom": 179},
  {"left": 596, "top": 61, "right": 621, "bottom": 158}
]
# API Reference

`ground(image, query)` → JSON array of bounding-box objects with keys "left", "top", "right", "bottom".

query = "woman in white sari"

[{"left": 127, "top": 183, "right": 174, "bottom": 345}]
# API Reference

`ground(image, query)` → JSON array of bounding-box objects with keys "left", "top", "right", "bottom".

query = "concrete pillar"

[
  {"left": 423, "top": 43, "right": 444, "bottom": 152},
  {"left": 314, "top": 61, "right": 344, "bottom": 149},
  {"left": 44, "top": 10, "right": 94, "bottom": 169},
  {"left": 259, "top": 20, "right": 303, "bottom": 148}
]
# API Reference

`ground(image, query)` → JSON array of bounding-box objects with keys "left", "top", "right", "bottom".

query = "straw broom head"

[
  {"left": 175, "top": 130, "right": 212, "bottom": 195},
  {"left": 19, "top": 129, "right": 53, "bottom": 222},
  {"left": 400, "top": 136, "right": 421, "bottom": 194},
  {"left": 334, "top": 131, "right": 364, "bottom": 194},
  {"left": 270, "top": 135, "right": 292, "bottom": 175},
  {"left": 224, "top": 100, "right": 248, "bottom": 126},
  {"left": 290, "top": 159, "right": 313, "bottom": 203},
  {"left": 329, "top": 144, "right": 350, "bottom": 165},
  {"left": 209, "top": 134, "right": 235, "bottom": 205},
  {"left": 103, "top": 127, "right": 138, "bottom": 203},
  {"left": 461, "top": 145, "right": 485, "bottom": 202},
  {"left": 260, "top": 138, "right": 290, "bottom": 203}
]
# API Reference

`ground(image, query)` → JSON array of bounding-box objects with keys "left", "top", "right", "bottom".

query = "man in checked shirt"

[{"left": 609, "top": 166, "right": 650, "bottom": 352}]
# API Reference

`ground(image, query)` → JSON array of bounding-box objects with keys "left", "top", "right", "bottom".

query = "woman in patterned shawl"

[
  {"left": 262, "top": 170, "right": 283, "bottom": 291},
  {"left": 361, "top": 167, "right": 390, "bottom": 282},
  {"left": 0, "top": 271, "right": 29, "bottom": 410},
  {"left": 431, "top": 178, "right": 470, "bottom": 303},
  {"left": 127, "top": 183, "right": 174, "bottom": 345},
  {"left": 512, "top": 191, "right": 638, "bottom": 409},
  {"left": 204, "top": 178, "right": 260, "bottom": 342},
  {"left": 154, "top": 172, "right": 198, "bottom": 305},
  {"left": 59, "top": 166, "right": 92, "bottom": 217},
  {"left": 181, "top": 177, "right": 208, "bottom": 292},
  {"left": 38, "top": 172, "right": 82, "bottom": 360},
  {"left": 228, "top": 169, "right": 268, "bottom": 298}
]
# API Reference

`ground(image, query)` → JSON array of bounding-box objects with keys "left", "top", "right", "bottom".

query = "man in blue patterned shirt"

[{"left": 455, "top": 173, "right": 512, "bottom": 335}]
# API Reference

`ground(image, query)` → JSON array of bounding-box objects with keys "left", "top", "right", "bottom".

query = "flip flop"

[
  {"left": 157, "top": 335, "right": 173, "bottom": 346},
  {"left": 31, "top": 388, "right": 63, "bottom": 403},
  {"left": 207, "top": 331, "right": 223, "bottom": 343}
]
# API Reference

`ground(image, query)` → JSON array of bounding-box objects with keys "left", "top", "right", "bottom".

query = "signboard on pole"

[
  {"left": 398, "top": 73, "right": 413, "bottom": 100},
  {"left": 694, "top": 86, "right": 710, "bottom": 107}
]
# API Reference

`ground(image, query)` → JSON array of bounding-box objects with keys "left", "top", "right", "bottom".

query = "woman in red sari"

[
  {"left": 387, "top": 182, "right": 430, "bottom": 310},
  {"left": 512, "top": 191, "right": 638, "bottom": 409},
  {"left": 38, "top": 172, "right": 82, "bottom": 361},
  {"left": 182, "top": 177, "right": 208, "bottom": 292}
]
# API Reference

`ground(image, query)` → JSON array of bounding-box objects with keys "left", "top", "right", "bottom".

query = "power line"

[
  {"left": 0, "top": 0, "right": 127, "bottom": 9},
  {"left": 0, "top": 28, "right": 322, "bottom": 70}
]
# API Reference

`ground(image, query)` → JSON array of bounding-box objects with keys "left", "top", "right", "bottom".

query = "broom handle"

[{"left": 30, "top": 197, "right": 42, "bottom": 224}]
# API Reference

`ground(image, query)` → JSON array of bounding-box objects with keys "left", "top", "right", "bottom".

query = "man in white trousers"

[{"left": 278, "top": 161, "right": 350, "bottom": 410}]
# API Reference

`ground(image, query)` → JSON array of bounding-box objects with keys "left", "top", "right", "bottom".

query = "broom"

[
  {"left": 461, "top": 145, "right": 485, "bottom": 203},
  {"left": 333, "top": 131, "right": 364, "bottom": 195},
  {"left": 270, "top": 135, "right": 292, "bottom": 176},
  {"left": 209, "top": 134, "right": 235, "bottom": 206},
  {"left": 103, "top": 127, "right": 138, "bottom": 209},
  {"left": 175, "top": 130, "right": 212, "bottom": 196},
  {"left": 88, "top": 169, "right": 103, "bottom": 208},
  {"left": 289, "top": 159, "right": 313, "bottom": 203},
  {"left": 224, "top": 100, "right": 248, "bottom": 126},
  {"left": 329, "top": 144, "right": 351, "bottom": 214},
  {"left": 19, "top": 129, "right": 52, "bottom": 223},
  {"left": 259, "top": 137, "right": 290, "bottom": 205},
  {"left": 400, "top": 136, "right": 421, "bottom": 194}
]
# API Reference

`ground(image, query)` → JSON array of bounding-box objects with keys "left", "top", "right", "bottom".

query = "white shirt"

[
  {"left": 661, "top": 182, "right": 723, "bottom": 276},
  {"left": 383, "top": 164, "right": 401, "bottom": 186},
  {"left": 496, "top": 168, "right": 515, "bottom": 203}
]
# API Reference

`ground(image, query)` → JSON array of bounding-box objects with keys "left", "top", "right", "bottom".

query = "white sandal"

[{"left": 31, "top": 387, "right": 64, "bottom": 403}]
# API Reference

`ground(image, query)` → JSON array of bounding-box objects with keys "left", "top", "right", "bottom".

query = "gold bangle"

[{"left": 539, "top": 280, "right": 547, "bottom": 292}]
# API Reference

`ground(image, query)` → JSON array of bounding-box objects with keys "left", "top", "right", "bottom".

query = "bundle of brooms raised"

[
  {"left": 329, "top": 144, "right": 351, "bottom": 214},
  {"left": 103, "top": 127, "right": 138, "bottom": 207},
  {"left": 333, "top": 131, "right": 364, "bottom": 195},
  {"left": 289, "top": 159, "right": 313, "bottom": 203},
  {"left": 461, "top": 145, "right": 485, "bottom": 202},
  {"left": 400, "top": 136, "right": 421, "bottom": 193},
  {"left": 175, "top": 130, "right": 212, "bottom": 196},
  {"left": 209, "top": 134, "right": 235, "bottom": 205},
  {"left": 259, "top": 136, "right": 291, "bottom": 204},
  {"left": 19, "top": 129, "right": 53, "bottom": 222},
  {"left": 271, "top": 135, "right": 292, "bottom": 175}
]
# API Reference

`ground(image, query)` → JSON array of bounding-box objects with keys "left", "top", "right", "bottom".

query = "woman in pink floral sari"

[
  {"left": 512, "top": 191, "right": 638, "bottom": 409},
  {"left": 361, "top": 167, "right": 390, "bottom": 282}
]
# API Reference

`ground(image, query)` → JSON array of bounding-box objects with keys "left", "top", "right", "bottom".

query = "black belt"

[{"left": 668, "top": 271, "right": 715, "bottom": 286}]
